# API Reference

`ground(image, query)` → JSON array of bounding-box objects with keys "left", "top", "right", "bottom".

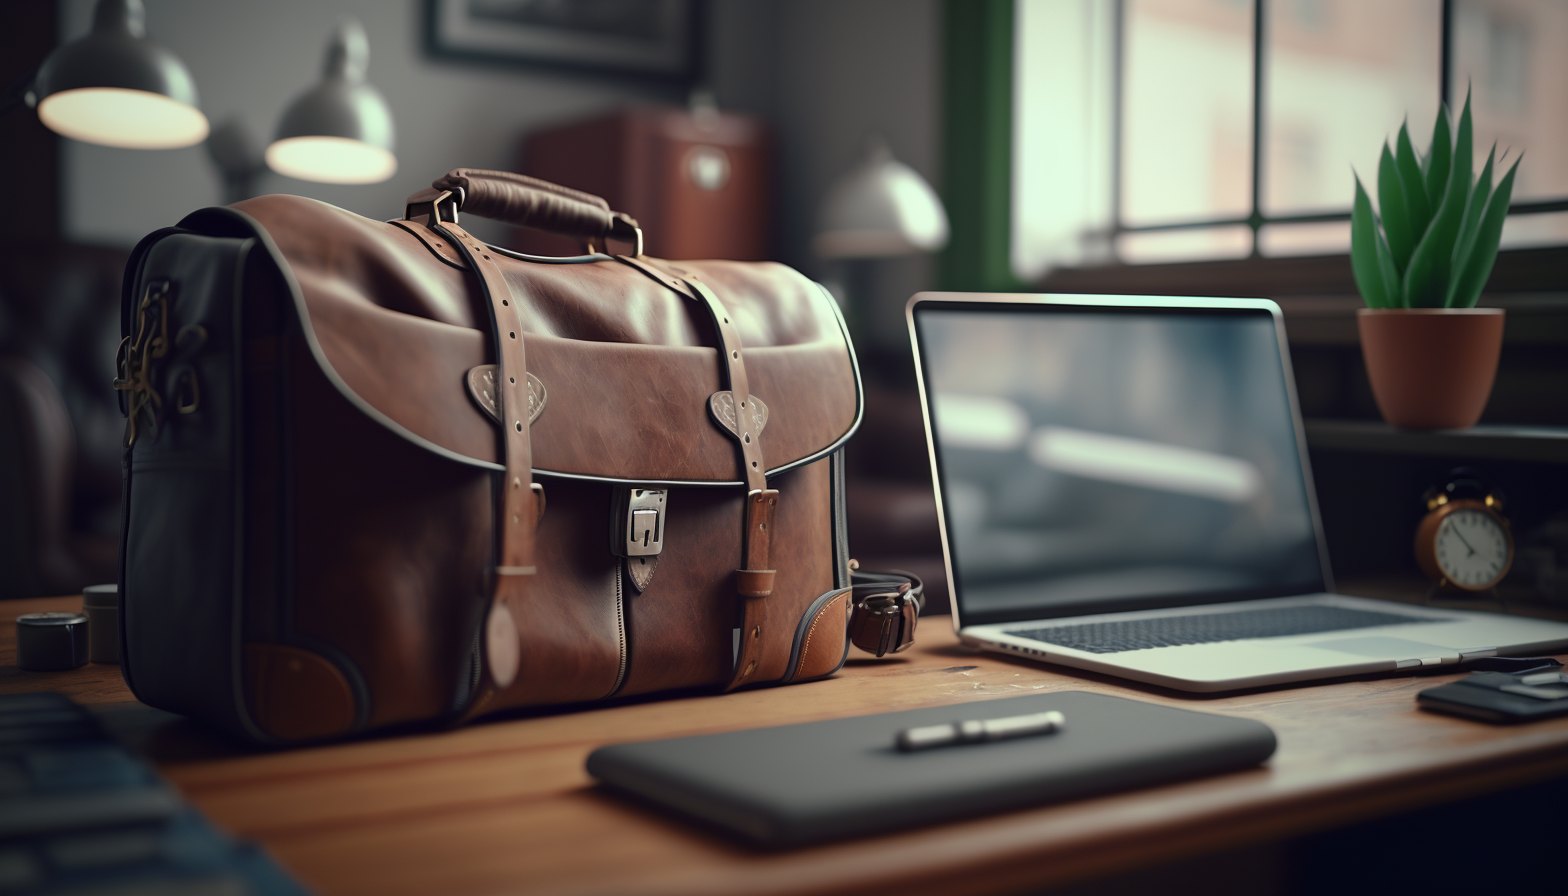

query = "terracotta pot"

[{"left": 1356, "top": 308, "right": 1504, "bottom": 429}]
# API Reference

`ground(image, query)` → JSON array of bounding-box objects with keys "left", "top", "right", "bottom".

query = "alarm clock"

[{"left": 1414, "top": 472, "right": 1513, "bottom": 592}]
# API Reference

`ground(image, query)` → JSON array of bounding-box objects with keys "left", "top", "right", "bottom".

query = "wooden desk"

[{"left": 5, "top": 595, "right": 1568, "bottom": 896}]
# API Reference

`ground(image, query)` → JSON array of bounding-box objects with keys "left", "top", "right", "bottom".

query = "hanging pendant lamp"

[
  {"left": 265, "top": 19, "right": 397, "bottom": 185},
  {"left": 32, "top": 0, "right": 209, "bottom": 149}
]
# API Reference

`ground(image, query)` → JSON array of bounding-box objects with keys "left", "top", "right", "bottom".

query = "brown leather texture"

[
  {"left": 230, "top": 196, "right": 858, "bottom": 482},
  {"left": 791, "top": 589, "right": 853, "bottom": 681},
  {"left": 169, "top": 189, "right": 862, "bottom": 739},
  {"left": 245, "top": 644, "right": 358, "bottom": 741}
]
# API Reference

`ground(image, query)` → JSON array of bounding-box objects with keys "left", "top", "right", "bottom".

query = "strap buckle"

[
  {"left": 611, "top": 487, "right": 666, "bottom": 557},
  {"left": 849, "top": 570, "right": 924, "bottom": 657}
]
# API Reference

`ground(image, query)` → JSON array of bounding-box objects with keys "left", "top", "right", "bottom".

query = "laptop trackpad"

[{"left": 1307, "top": 636, "right": 1455, "bottom": 660}]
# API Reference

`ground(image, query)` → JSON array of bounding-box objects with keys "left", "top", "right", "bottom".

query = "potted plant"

[{"left": 1350, "top": 92, "right": 1520, "bottom": 429}]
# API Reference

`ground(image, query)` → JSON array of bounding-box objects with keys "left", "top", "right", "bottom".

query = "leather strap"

[
  {"left": 679, "top": 274, "right": 779, "bottom": 691},
  {"left": 426, "top": 201, "right": 536, "bottom": 719},
  {"left": 614, "top": 254, "right": 698, "bottom": 301}
]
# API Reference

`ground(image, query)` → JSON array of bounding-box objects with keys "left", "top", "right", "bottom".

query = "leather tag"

[
  {"left": 708, "top": 391, "right": 768, "bottom": 438},
  {"left": 467, "top": 366, "right": 546, "bottom": 425},
  {"left": 626, "top": 555, "right": 658, "bottom": 593}
]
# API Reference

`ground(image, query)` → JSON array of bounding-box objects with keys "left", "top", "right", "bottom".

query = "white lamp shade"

[
  {"left": 265, "top": 136, "right": 397, "bottom": 185},
  {"left": 33, "top": 0, "right": 208, "bottom": 149},
  {"left": 266, "top": 19, "right": 397, "bottom": 185},
  {"left": 814, "top": 142, "right": 949, "bottom": 259},
  {"left": 38, "top": 87, "right": 208, "bottom": 149}
]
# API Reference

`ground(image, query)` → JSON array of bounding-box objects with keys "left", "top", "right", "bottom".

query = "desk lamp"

[
  {"left": 265, "top": 20, "right": 397, "bottom": 185},
  {"left": 814, "top": 138, "right": 949, "bottom": 260},
  {"left": 814, "top": 138, "right": 948, "bottom": 335},
  {"left": 30, "top": 0, "right": 209, "bottom": 149}
]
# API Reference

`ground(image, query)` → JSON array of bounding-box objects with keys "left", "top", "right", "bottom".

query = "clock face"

[{"left": 1434, "top": 508, "right": 1511, "bottom": 589}]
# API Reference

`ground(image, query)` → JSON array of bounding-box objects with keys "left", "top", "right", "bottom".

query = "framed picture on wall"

[{"left": 426, "top": 0, "right": 701, "bottom": 83}]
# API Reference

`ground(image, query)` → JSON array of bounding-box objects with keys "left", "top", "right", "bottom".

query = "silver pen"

[{"left": 895, "top": 710, "right": 1065, "bottom": 751}]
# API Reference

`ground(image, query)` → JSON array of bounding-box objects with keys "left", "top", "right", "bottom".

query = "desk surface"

[{"left": 5, "top": 595, "right": 1568, "bottom": 896}]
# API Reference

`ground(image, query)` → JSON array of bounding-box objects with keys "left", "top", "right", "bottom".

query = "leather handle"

[{"left": 406, "top": 169, "right": 642, "bottom": 253}]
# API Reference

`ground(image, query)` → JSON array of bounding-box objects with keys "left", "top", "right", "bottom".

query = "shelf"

[
  {"left": 1335, "top": 572, "right": 1568, "bottom": 623},
  {"left": 1276, "top": 293, "right": 1568, "bottom": 346},
  {"left": 1304, "top": 420, "right": 1568, "bottom": 464}
]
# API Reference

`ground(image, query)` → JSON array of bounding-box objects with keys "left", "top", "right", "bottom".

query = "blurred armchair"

[{"left": 0, "top": 245, "right": 127, "bottom": 599}]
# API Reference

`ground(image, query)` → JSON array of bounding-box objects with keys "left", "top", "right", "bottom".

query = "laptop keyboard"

[{"left": 1008, "top": 604, "right": 1448, "bottom": 655}]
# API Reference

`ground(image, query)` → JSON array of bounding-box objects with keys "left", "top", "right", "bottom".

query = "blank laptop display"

[
  {"left": 914, "top": 302, "right": 1325, "bottom": 626},
  {"left": 909, "top": 294, "right": 1568, "bottom": 692}
]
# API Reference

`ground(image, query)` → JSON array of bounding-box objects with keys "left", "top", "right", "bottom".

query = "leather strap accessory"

[
  {"left": 417, "top": 190, "right": 536, "bottom": 717},
  {"left": 848, "top": 569, "right": 923, "bottom": 657}
]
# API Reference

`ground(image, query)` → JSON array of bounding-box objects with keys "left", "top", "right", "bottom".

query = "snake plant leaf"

[
  {"left": 1374, "top": 222, "right": 1401, "bottom": 310},
  {"left": 1377, "top": 142, "right": 1414, "bottom": 271},
  {"left": 1425, "top": 105, "right": 1451, "bottom": 206},
  {"left": 1447, "top": 155, "right": 1519, "bottom": 309},
  {"left": 1351, "top": 176, "right": 1392, "bottom": 307},
  {"left": 1394, "top": 122, "right": 1431, "bottom": 242},
  {"left": 1452, "top": 90, "right": 1474, "bottom": 199},
  {"left": 1447, "top": 144, "right": 1497, "bottom": 306},
  {"left": 1404, "top": 96, "right": 1473, "bottom": 307}
]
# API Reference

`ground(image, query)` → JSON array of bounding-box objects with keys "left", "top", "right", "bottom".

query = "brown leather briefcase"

[{"left": 114, "top": 170, "right": 919, "bottom": 743}]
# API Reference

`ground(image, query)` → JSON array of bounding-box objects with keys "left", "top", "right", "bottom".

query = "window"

[{"left": 1011, "top": 0, "right": 1568, "bottom": 280}]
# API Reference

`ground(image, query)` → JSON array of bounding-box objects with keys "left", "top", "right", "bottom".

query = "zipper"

[{"left": 606, "top": 564, "right": 629, "bottom": 697}]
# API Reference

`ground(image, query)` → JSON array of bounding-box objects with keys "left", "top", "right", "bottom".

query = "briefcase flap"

[{"left": 217, "top": 195, "right": 860, "bottom": 483}]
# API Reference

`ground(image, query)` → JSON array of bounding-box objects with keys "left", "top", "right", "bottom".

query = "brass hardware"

[{"left": 113, "top": 280, "right": 172, "bottom": 446}]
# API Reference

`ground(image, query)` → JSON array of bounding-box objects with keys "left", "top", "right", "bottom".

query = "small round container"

[
  {"left": 82, "top": 584, "right": 120, "bottom": 664},
  {"left": 17, "top": 612, "right": 90, "bottom": 671}
]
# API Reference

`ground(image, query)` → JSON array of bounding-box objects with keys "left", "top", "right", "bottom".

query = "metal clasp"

[
  {"left": 404, "top": 188, "right": 463, "bottom": 228},
  {"left": 113, "top": 280, "right": 172, "bottom": 446},
  {"left": 611, "top": 487, "right": 666, "bottom": 557}
]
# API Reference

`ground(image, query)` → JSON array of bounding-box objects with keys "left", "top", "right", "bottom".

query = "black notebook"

[{"left": 587, "top": 691, "right": 1277, "bottom": 847}]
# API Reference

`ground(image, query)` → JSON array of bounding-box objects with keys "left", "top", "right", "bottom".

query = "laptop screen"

[{"left": 910, "top": 297, "right": 1329, "bottom": 627}]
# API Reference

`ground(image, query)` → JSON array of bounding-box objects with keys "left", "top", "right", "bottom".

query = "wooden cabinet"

[{"left": 512, "top": 105, "right": 771, "bottom": 261}]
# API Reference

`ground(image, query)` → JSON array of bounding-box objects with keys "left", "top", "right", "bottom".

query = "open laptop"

[{"left": 908, "top": 292, "right": 1568, "bottom": 692}]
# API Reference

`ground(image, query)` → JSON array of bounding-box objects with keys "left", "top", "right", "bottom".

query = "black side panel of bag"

[{"left": 120, "top": 233, "right": 256, "bottom": 737}]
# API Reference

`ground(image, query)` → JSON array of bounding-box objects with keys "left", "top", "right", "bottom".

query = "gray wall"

[
  {"left": 766, "top": 0, "right": 941, "bottom": 350},
  {"left": 61, "top": 0, "right": 941, "bottom": 343}
]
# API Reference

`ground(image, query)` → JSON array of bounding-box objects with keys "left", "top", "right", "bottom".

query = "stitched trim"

[{"left": 795, "top": 592, "right": 845, "bottom": 680}]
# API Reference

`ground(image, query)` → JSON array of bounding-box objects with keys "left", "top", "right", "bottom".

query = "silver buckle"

[{"left": 612, "top": 488, "right": 666, "bottom": 557}]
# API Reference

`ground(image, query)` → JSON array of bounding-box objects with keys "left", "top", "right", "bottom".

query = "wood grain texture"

[{"left": 6, "top": 596, "right": 1568, "bottom": 896}]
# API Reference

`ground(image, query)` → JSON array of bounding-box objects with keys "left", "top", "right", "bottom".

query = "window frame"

[
  {"left": 940, "top": 0, "right": 1568, "bottom": 291},
  {"left": 1108, "top": 0, "right": 1568, "bottom": 253}
]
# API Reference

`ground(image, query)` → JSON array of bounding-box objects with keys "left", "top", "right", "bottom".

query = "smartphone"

[{"left": 1419, "top": 668, "right": 1568, "bottom": 724}]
